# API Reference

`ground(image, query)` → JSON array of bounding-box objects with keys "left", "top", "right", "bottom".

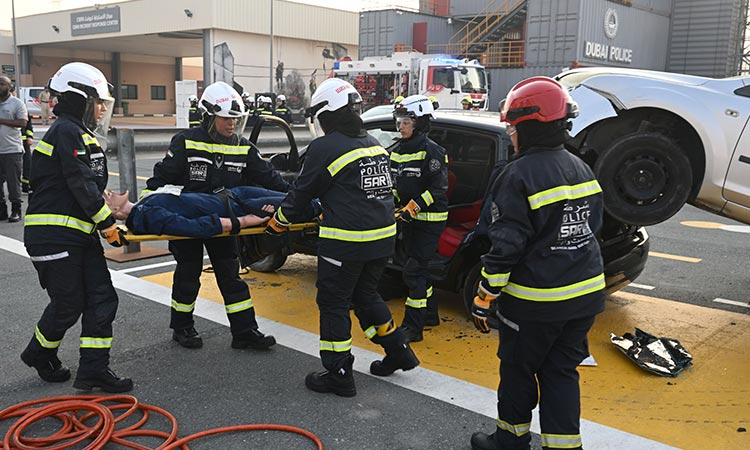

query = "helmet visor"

[{"left": 83, "top": 97, "right": 115, "bottom": 139}]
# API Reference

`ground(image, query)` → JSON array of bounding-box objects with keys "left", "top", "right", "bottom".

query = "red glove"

[{"left": 100, "top": 224, "right": 129, "bottom": 248}]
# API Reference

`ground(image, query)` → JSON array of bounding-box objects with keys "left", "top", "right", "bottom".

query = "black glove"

[
  {"left": 396, "top": 199, "right": 420, "bottom": 222},
  {"left": 100, "top": 224, "right": 129, "bottom": 248},
  {"left": 471, "top": 279, "right": 498, "bottom": 333}
]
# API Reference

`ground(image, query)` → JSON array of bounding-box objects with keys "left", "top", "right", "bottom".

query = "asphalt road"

[{"left": 619, "top": 204, "right": 750, "bottom": 314}]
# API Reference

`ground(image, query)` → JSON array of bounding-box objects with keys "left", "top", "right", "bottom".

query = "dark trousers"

[
  {"left": 316, "top": 255, "right": 403, "bottom": 371},
  {"left": 22, "top": 141, "right": 31, "bottom": 189},
  {"left": 494, "top": 314, "right": 596, "bottom": 450},
  {"left": 23, "top": 240, "right": 118, "bottom": 376},
  {"left": 0, "top": 152, "right": 23, "bottom": 208},
  {"left": 169, "top": 237, "right": 257, "bottom": 335},
  {"left": 401, "top": 220, "right": 444, "bottom": 330}
]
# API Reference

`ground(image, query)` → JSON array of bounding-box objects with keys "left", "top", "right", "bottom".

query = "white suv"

[{"left": 556, "top": 67, "right": 750, "bottom": 226}]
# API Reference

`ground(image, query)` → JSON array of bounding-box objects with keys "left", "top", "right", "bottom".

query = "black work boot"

[
  {"left": 399, "top": 325, "right": 423, "bottom": 343},
  {"left": 8, "top": 204, "right": 21, "bottom": 223},
  {"left": 370, "top": 341, "right": 420, "bottom": 376},
  {"left": 470, "top": 431, "right": 498, "bottom": 450},
  {"left": 172, "top": 327, "right": 203, "bottom": 348},
  {"left": 425, "top": 297, "right": 440, "bottom": 326},
  {"left": 20, "top": 350, "right": 71, "bottom": 383},
  {"left": 231, "top": 328, "right": 276, "bottom": 349},
  {"left": 73, "top": 368, "right": 133, "bottom": 393},
  {"left": 305, "top": 355, "right": 356, "bottom": 397},
  {"left": 0, "top": 204, "right": 8, "bottom": 221}
]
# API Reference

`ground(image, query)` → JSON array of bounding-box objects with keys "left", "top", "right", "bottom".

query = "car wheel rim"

[{"left": 614, "top": 154, "right": 668, "bottom": 205}]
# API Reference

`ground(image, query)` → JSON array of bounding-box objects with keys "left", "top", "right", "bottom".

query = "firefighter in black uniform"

[
  {"left": 390, "top": 95, "right": 448, "bottom": 342},
  {"left": 274, "top": 94, "right": 292, "bottom": 124},
  {"left": 20, "top": 116, "right": 33, "bottom": 193},
  {"left": 143, "top": 81, "right": 287, "bottom": 350},
  {"left": 21, "top": 62, "right": 132, "bottom": 392},
  {"left": 242, "top": 93, "right": 257, "bottom": 128},
  {"left": 470, "top": 77, "right": 605, "bottom": 450},
  {"left": 266, "top": 78, "right": 419, "bottom": 397},
  {"left": 187, "top": 95, "right": 201, "bottom": 128}
]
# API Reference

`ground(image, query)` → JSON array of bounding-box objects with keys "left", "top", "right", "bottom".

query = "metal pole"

[
  {"left": 11, "top": 0, "right": 20, "bottom": 87},
  {"left": 116, "top": 128, "right": 141, "bottom": 253},
  {"left": 269, "top": 0, "right": 274, "bottom": 92}
]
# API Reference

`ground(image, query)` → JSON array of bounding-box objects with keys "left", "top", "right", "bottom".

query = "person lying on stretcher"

[{"left": 103, "top": 186, "right": 318, "bottom": 239}]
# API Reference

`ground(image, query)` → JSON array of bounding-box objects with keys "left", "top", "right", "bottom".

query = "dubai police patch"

[{"left": 429, "top": 158, "right": 441, "bottom": 172}]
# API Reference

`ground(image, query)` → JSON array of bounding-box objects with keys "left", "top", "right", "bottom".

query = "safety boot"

[
  {"left": 425, "top": 298, "right": 440, "bottom": 326},
  {"left": 73, "top": 368, "right": 133, "bottom": 393},
  {"left": 399, "top": 325, "right": 423, "bottom": 343},
  {"left": 172, "top": 327, "right": 203, "bottom": 348},
  {"left": 370, "top": 341, "right": 420, "bottom": 376},
  {"left": 305, "top": 354, "right": 356, "bottom": 397},
  {"left": 8, "top": 204, "right": 21, "bottom": 223},
  {"left": 231, "top": 328, "right": 276, "bottom": 349},
  {"left": 470, "top": 431, "right": 531, "bottom": 450},
  {"left": 20, "top": 350, "right": 70, "bottom": 383}
]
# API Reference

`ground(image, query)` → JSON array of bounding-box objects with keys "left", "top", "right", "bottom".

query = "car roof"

[{"left": 363, "top": 109, "right": 506, "bottom": 133}]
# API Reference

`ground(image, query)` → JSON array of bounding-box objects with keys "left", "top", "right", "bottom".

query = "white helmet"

[
  {"left": 277, "top": 94, "right": 286, "bottom": 102},
  {"left": 262, "top": 96, "right": 272, "bottom": 104},
  {"left": 246, "top": 96, "right": 255, "bottom": 103},
  {"left": 241, "top": 92, "right": 250, "bottom": 99},
  {"left": 199, "top": 81, "right": 248, "bottom": 143},
  {"left": 188, "top": 94, "right": 198, "bottom": 103},
  {"left": 48, "top": 62, "right": 114, "bottom": 137},
  {"left": 199, "top": 81, "right": 246, "bottom": 117},
  {"left": 305, "top": 78, "right": 362, "bottom": 121},
  {"left": 393, "top": 94, "right": 435, "bottom": 120}
]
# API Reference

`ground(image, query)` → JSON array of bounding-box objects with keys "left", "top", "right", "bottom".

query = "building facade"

[
  {"left": 6, "top": 0, "right": 358, "bottom": 115},
  {"left": 363, "top": 0, "right": 749, "bottom": 109}
]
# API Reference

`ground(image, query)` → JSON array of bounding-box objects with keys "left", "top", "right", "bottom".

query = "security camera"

[{"left": 184, "top": 9, "right": 193, "bottom": 18}]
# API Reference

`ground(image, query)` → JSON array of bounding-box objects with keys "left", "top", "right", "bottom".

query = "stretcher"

[{"left": 123, "top": 222, "right": 319, "bottom": 243}]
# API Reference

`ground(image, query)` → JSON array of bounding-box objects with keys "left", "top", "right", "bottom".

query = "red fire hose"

[{"left": 0, "top": 395, "right": 324, "bottom": 450}]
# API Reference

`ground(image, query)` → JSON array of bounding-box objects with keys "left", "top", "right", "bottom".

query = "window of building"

[
  {"left": 121, "top": 84, "right": 138, "bottom": 100},
  {"left": 151, "top": 85, "right": 166, "bottom": 100}
]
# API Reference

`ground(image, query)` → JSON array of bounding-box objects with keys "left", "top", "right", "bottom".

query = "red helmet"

[{"left": 500, "top": 76, "right": 578, "bottom": 126}]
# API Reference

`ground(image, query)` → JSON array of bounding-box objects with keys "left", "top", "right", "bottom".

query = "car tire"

[
  {"left": 462, "top": 263, "right": 499, "bottom": 330},
  {"left": 594, "top": 132, "right": 692, "bottom": 226},
  {"left": 249, "top": 250, "right": 288, "bottom": 273}
]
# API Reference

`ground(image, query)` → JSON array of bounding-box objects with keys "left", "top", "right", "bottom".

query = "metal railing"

[
  {"left": 447, "top": 0, "right": 526, "bottom": 57},
  {"left": 427, "top": 40, "right": 525, "bottom": 68}
]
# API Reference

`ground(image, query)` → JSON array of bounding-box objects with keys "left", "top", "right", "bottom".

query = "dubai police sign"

[
  {"left": 71, "top": 6, "right": 121, "bottom": 36},
  {"left": 583, "top": 8, "right": 633, "bottom": 64}
]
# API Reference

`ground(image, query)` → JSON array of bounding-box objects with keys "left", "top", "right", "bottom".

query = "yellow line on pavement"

[
  {"left": 649, "top": 251, "right": 701, "bottom": 263},
  {"left": 141, "top": 255, "right": 750, "bottom": 450},
  {"left": 109, "top": 171, "right": 149, "bottom": 181}
]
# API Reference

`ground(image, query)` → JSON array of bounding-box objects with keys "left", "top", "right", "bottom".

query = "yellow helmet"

[{"left": 461, "top": 96, "right": 472, "bottom": 105}]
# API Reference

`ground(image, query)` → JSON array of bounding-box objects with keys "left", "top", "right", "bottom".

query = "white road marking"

[
  {"left": 117, "top": 255, "right": 209, "bottom": 274},
  {"left": 719, "top": 224, "right": 750, "bottom": 234},
  {"left": 628, "top": 283, "right": 655, "bottom": 290},
  {"left": 713, "top": 298, "right": 750, "bottom": 308},
  {"left": 0, "top": 234, "right": 678, "bottom": 450}
]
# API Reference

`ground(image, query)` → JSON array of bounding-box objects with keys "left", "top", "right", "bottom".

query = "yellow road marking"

[
  {"left": 108, "top": 171, "right": 149, "bottom": 181},
  {"left": 680, "top": 220, "right": 725, "bottom": 229},
  {"left": 142, "top": 255, "right": 750, "bottom": 450},
  {"left": 649, "top": 251, "right": 701, "bottom": 263}
]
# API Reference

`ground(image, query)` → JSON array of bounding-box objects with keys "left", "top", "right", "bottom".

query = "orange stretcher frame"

[{"left": 123, "top": 222, "right": 319, "bottom": 243}]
